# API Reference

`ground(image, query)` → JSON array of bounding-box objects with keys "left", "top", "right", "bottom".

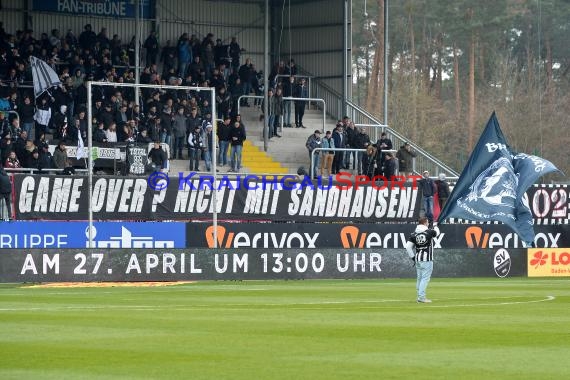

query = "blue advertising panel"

[
  {"left": 0, "top": 222, "right": 185, "bottom": 249},
  {"left": 32, "top": 0, "right": 155, "bottom": 19}
]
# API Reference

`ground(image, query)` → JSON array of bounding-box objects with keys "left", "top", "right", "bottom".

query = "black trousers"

[{"left": 294, "top": 102, "right": 306, "bottom": 126}]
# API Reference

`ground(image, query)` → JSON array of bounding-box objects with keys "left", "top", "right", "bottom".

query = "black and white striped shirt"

[{"left": 406, "top": 225, "right": 440, "bottom": 262}]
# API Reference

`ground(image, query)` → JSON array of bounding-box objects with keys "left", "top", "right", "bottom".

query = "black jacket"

[
  {"left": 354, "top": 132, "right": 370, "bottom": 149},
  {"left": 160, "top": 111, "right": 173, "bottom": 135},
  {"left": 18, "top": 102, "right": 35, "bottom": 124},
  {"left": 229, "top": 125, "right": 246, "bottom": 146},
  {"left": 419, "top": 178, "right": 436, "bottom": 197},
  {"left": 39, "top": 151, "right": 53, "bottom": 169},
  {"left": 0, "top": 169, "right": 11, "bottom": 194},
  {"left": 384, "top": 158, "right": 397, "bottom": 178},
  {"left": 435, "top": 180, "right": 450, "bottom": 199},
  {"left": 345, "top": 127, "right": 358, "bottom": 147},
  {"left": 217, "top": 122, "right": 232, "bottom": 142},
  {"left": 186, "top": 115, "right": 203, "bottom": 136},
  {"left": 282, "top": 80, "right": 295, "bottom": 98},
  {"left": 148, "top": 147, "right": 167, "bottom": 169},
  {"left": 94, "top": 128, "right": 108, "bottom": 143}
]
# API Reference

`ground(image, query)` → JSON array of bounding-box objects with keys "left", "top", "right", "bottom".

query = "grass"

[{"left": 0, "top": 278, "right": 569, "bottom": 379}]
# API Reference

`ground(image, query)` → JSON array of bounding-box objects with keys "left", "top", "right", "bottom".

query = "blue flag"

[{"left": 437, "top": 112, "right": 561, "bottom": 246}]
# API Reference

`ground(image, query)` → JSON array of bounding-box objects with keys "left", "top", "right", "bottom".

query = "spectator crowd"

[
  {"left": 0, "top": 21, "right": 311, "bottom": 173},
  {"left": 305, "top": 115, "right": 405, "bottom": 179}
]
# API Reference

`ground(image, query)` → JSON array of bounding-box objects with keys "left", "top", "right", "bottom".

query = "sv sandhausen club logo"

[
  {"left": 493, "top": 248, "right": 511, "bottom": 277},
  {"left": 205, "top": 226, "right": 319, "bottom": 249}
]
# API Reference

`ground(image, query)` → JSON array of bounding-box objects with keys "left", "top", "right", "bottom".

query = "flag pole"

[{"left": 87, "top": 81, "right": 94, "bottom": 249}]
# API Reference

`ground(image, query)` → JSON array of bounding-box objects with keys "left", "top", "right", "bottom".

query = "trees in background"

[{"left": 353, "top": 0, "right": 570, "bottom": 176}]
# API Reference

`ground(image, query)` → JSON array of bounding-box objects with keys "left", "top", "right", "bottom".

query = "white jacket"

[{"left": 34, "top": 107, "right": 52, "bottom": 126}]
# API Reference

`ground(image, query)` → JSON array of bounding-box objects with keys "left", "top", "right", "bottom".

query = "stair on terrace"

[{"left": 169, "top": 105, "right": 339, "bottom": 176}]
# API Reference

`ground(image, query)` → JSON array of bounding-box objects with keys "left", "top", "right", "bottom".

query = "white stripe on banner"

[
  {"left": 76, "top": 133, "right": 86, "bottom": 160},
  {"left": 30, "top": 56, "right": 61, "bottom": 98}
]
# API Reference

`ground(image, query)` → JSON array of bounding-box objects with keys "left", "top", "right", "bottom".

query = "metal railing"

[
  {"left": 237, "top": 95, "right": 327, "bottom": 133},
  {"left": 4, "top": 167, "right": 90, "bottom": 175},
  {"left": 274, "top": 74, "right": 313, "bottom": 107},
  {"left": 350, "top": 106, "right": 457, "bottom": 176},
  {"left": 348, "top": 106, "right": 458, "bottom": 178},
  {"left": 307, "top": 74, "right": 460, "bottom": 177},
  {"left": 312, "top": 80, "right": 344, "bottom": 122},
  {"left": 3, "top": 110, "right": 20, "bottom": 121},
  {"left": 310, "top": 147, "right": 398, "bottom": 177}
]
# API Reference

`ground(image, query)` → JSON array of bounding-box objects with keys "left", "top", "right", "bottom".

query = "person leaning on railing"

[
  {"left": 53, "top": 141, "right": 68, "bottom": 170},
  {"left": 26, "top": 148, "right": 42, "bottom": 171},
  {"left": 38, "top": 142, "right": 54, "bottom": 170}
]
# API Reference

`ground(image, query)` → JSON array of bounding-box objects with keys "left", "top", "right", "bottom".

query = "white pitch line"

[
  {"left": 0, "top": 299, "right": 407, "bottom": 312},
  {"left": 427, "top": 295, "right": 556, "bottom": 308},
  {"left": 274, "top": 295, "right": 557, "bottom": 311},
  {"left": 1, "top": 279, "right": 568, "bottom": 297},
  {"left": 0, "top": 296, "right": 556, "bottom": 312}
]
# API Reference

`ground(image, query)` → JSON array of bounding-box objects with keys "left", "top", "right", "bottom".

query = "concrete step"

[
  {"left": 241, "top": 140, "right": 289, "bottom": 174},
  {"left": 223, "top": 106, "right": 339, "bottom": 175}
]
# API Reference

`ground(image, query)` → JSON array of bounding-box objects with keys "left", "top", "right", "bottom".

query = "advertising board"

[
  {"left": 0, "top": 248, "right": 528, "bottom": 282},
  {"left": 0, "top": 222, "right": 185, "bottom": 249},
  {"left": 527, "top": 248, "right": 570, "bottom": 277}
]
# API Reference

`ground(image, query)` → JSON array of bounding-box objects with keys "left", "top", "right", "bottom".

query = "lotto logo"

[{"left": 528, "top": 249, "right": 570, "bottom": 277}]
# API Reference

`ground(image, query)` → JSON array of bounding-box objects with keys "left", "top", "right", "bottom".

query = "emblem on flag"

[{"left": 438, "top": 112, "right": 562, "bottom": 246}]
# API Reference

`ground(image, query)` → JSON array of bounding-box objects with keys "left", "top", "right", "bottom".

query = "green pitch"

[{"left": 0, "top": 278, "right": 568, "bottom": 380}]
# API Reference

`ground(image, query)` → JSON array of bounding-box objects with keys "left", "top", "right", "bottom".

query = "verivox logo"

[
  {"left": 528, "top": 248, "right": 570, "bottom": 277},
  {"left": 465, "top": 226, "right": 561, "bottom": 248},
  {"left": 340, "top": 226, "right": 368, "bottom": 248},
  {"left": 205, "top": 225, "right": 319, "bottom": 249},
  {"left": 206, "top": 226, "right": 235, "bottom": 248},
  {"left": 339, "top": 226, "right": 444, "bottom": 249}
]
